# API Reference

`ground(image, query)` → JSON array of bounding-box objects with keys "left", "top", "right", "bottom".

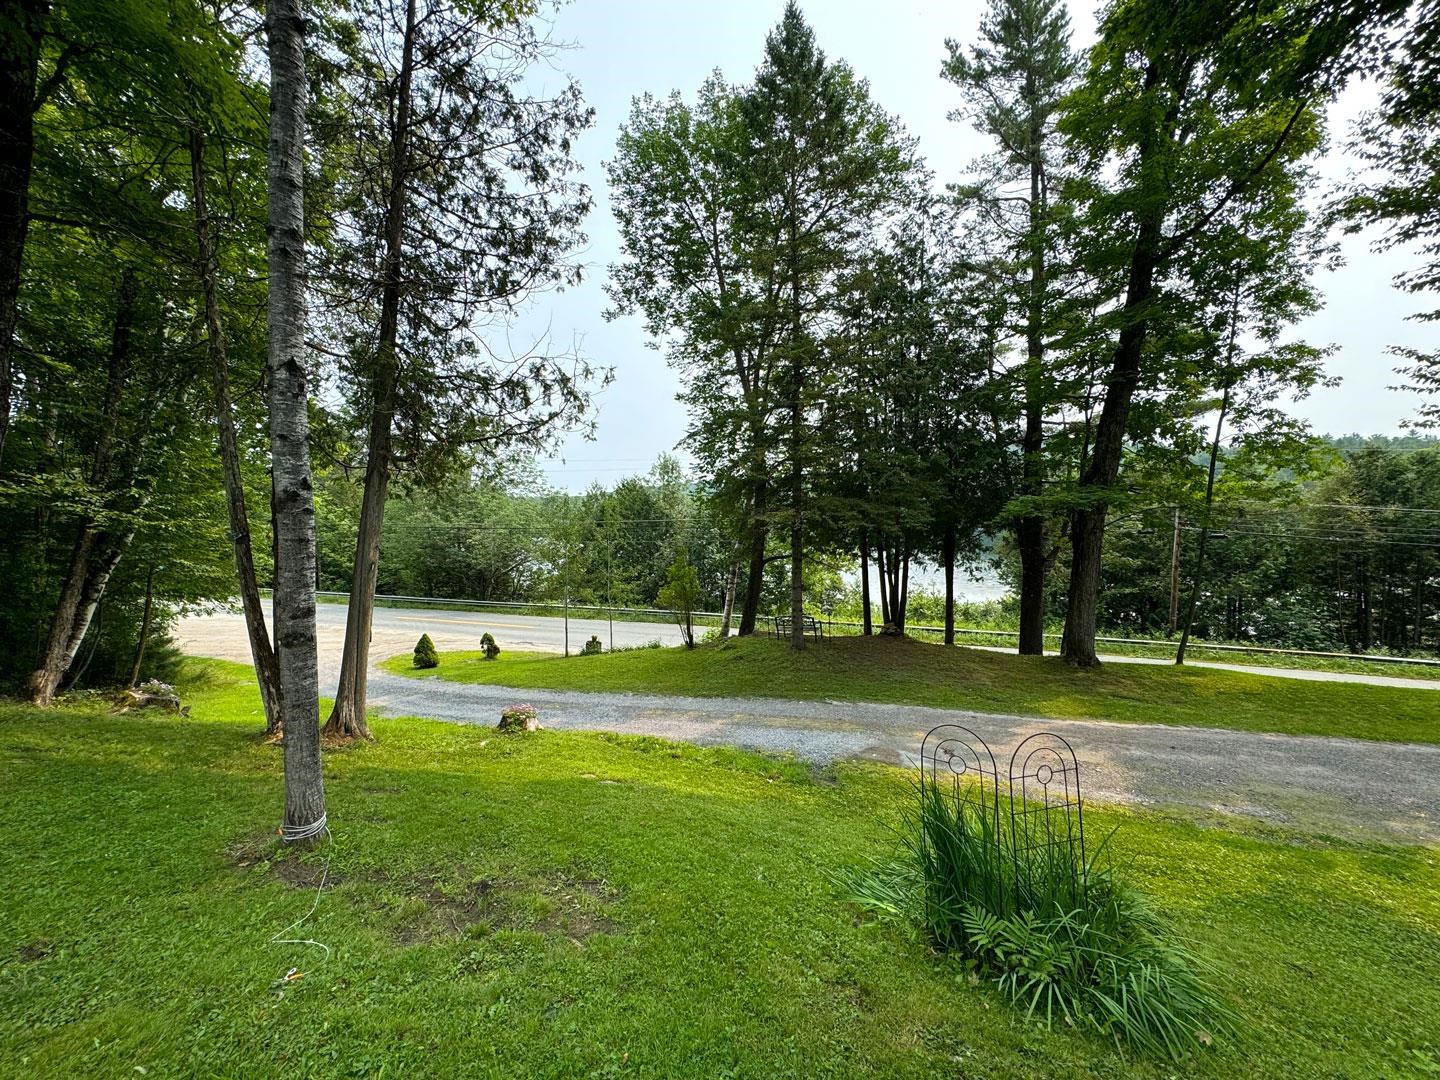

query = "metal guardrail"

[
  {"left": 836, "top": 620, "right": 1440, "bottom": 667},
  {"left": 284, "top": 590, "right": 1440, "bottom": 668},
  {"left": 305, "top": 590, "right": 727, "bottom": 622}
]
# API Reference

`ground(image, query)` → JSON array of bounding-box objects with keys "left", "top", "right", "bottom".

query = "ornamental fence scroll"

[{"left": 918, "top": 724, "right": 1088, "bottom": 910}]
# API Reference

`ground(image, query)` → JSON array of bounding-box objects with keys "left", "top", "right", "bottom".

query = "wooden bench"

[{"left": 773, "top": 614, "right": 825, "bottom": 642}]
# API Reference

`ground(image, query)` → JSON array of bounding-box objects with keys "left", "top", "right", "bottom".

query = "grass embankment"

[
  {"left": 2, "top": 660, "right": 1438, "bottom": 1077},
  {"left": 383, "top": 633, "right": 1440, "bottom": 745},
  {"left": 906, "top": 627, "right": 1440, "bottom": 680}
]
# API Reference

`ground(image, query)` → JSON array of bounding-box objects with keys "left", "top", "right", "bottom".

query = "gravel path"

[
  {"left": 176, "top": 610, "right": 1440, "bottom": 845},
  {"left": 365, "top": 671, "right": 1440, "bottom": 845}
]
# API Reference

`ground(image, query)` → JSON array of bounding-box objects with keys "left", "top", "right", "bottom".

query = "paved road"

[
  {"left": 177, "top": 603, "right": 690, "bottom": 688},
  {"left": 176, "top": 603, "right": 1440, "bottom": 690},
  {"left": 177, "top": 604, "right": 1440, "bottom": 844}
]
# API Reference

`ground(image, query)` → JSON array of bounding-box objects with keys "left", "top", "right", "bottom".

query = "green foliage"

[
  {"left": 412, "top": 633, "right": 439, "bottom": 669},
  {"left": 312, "top": 456, "right": 731, "bottom": 613},
  {"left": 315, "top": 1, "right": 598, "bottom": 484},
  {"left": 657, "top": 549, "right": 702, "bottom": 647},
  {"left": 1005, "top": 441, "right": 1440, "bottom": 654},
  {"left": 480, "top": 631, "right": 500, "bottom": 661},
  {"left": 1339, "top": 2, "right": 1440, "bottom": 428},
  {"left": 847, "top": 782, "right": 1235, "bottom": 1059}
]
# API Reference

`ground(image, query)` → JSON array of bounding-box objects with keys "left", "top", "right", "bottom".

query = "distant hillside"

[{"left": 1325, "top": 433, "right": 1440, "bottom": 452}]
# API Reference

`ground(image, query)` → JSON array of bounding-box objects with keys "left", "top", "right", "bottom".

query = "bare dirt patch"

[
  {"left": 16, "top": 940, "right": 52, "bottom": 963},
  {"left": 389, "top": 870, "right": 622, "bottom": 945},
  {"left": 224, "top": 832, "right": 342, "bottom": 888}
]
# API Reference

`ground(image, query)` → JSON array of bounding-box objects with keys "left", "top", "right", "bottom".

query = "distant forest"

[{"left": 305, "top": 433, "right": 1440, "bottom": 658}]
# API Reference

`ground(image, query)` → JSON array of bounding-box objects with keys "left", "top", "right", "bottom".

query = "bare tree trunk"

[
  {"left": 59, "top": 537, "right": 129, "bottom": 674},
  {"left": 189, "top": 128, "right": 282, "bottom": 734},
  {"left": 1016, "top": 514, "right": 1046, "bottom": 654},
  {"left": 29, "top": 528, "right": 97, "bottom": 706},
  {"left": 326, "top": 0, "right": 418, "bottom": 742},
  {"left": 28, "top": 269, "right": 137, "bottom": 705},
  {"left": 942, "top": 524, "right": 956, "bottom": 646},
  {"left": 859, "top": 531, "right": 872, "bottom": 636},
  {"left": 1167, "top": 508, "right": 1182, "bottom": 636},
  {"left": 0, "top": 0, "right": 46, "bottom": 466},
  {"left": 719, "top": 560, "right": 737, "bottom": 637},
  {"left": 788, "top": 391, "right": 805, "bottom": 652},
  {"left": 1061, "top": 210, "right": 1163, "bottom": 666},
  {"left": 1016, "top": 144, "right": 1048, "bottom": 656},
  {"left": 266, "top": 0, "right": 326, "bottom": 842},
  {"left": 1176, "top": 385, "right": 1231, "bottom": 665},
  {"left": 128, "top": 563, "right": 155, "bottom": 687},
  {"left": 738, "top": 480, "right": 767, "bottom": 635},
  {"left": 896, "top": 551, "right": 910, "bottom": 633},
  {"left": 875, "top": 546, "right": 891, "bottom": 627}
]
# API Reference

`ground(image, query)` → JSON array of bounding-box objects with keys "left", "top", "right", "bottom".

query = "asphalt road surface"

[{"left": 177, "top": 603, "right": 1440, "bottom": 844}]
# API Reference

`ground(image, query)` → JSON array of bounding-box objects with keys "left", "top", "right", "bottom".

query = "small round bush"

[
  {"left": 480, "top": 631, "right": 500, "bottom": 661},
  {"left": 413, "top": 633, "right": 439, "bottom": 669}
]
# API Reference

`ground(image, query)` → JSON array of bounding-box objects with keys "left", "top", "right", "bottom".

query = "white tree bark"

[{"left": 266, "top": 0, "right": 326, "bottom": 840}]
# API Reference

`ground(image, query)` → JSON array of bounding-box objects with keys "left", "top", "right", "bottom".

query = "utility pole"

[{"left": 1167, "top": 509, "right": 1182, "bottom": 636}]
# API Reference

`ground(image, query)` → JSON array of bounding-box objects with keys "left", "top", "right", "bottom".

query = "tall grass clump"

[{"left": 845, "top": 778, "right": 1237, "bottom": 1060}]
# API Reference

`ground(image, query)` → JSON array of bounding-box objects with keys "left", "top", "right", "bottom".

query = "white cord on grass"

[{"left": 270, "top": 817, "right": 333, "bottom": 964}]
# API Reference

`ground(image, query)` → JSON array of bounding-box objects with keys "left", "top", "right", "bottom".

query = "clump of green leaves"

[
  {"left": 413, "top": 634, "right": 439, "bottom": 669},
  {"left": 845, "top": 780, "right": 1236, "bottom": 1060},
  {"left": 480, "top": 632, "right": 500, "bottom": 661},
  {"left": 657, "top": 549, "right": 701, "bottom": 648}
]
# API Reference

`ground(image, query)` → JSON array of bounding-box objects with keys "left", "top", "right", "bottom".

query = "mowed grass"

[
  {"left": 2, "top": 660, "right": 1438, "bottom": 1078},
  {"left": 382, "top": 633, "right": 1440, "bottom": 745}
]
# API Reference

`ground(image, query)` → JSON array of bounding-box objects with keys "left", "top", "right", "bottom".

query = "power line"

[{"left": 1175, "top": 524, "right": 1440, "bottom": 549}]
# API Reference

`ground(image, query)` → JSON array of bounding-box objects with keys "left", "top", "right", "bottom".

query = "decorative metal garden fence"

[{"left": 918, "top": 724, "right": 1088, "bottom": 910}]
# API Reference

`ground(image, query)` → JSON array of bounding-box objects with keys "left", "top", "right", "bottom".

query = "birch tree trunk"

[
  {"left": 719, "top": 560, "right": 737, "bottom": 638},
  {"left": 266, "top": 0, "right": 326, "bottom": 841},
  {"left": 189, "top": 128, "right": 283, "bottom": 735}
]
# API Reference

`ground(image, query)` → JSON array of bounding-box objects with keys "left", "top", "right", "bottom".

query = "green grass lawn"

[
  {"left": 382, "top": 634, "right": 1440, "bottom": 745},
  {"left": 2, "top": 660, "right": 1438, "bottom": 1077}
]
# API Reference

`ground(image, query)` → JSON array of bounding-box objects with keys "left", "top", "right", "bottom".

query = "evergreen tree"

[
  {"left": 738, "top": 2, "right": 913, "bottom": 650},
  {"left": 320, "top": 0, "right": 597, "bottom": 739},
  {"left": 942, "top": 0, "right": 1078, "bottom": 655}
]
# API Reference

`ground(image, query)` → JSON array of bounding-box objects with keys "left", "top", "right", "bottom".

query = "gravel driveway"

[
  {"left": 177, "top": 610, "right": 1440, "bottom": 845},
  {"left": 367, "top": 671, "right": 1440, "bottom": 845}
]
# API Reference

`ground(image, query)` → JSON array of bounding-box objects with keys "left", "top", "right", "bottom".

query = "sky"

[{"left": 513, "top": 0, "right": 1439, "bottom": 492}]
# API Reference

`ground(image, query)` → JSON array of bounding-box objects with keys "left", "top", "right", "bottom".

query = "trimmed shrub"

[
  {"left": 480, "top": 632, "right": 500, "bottom": 661},
  {"left": 413, "top": 633, "right": 439, "bottom": 669}
]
